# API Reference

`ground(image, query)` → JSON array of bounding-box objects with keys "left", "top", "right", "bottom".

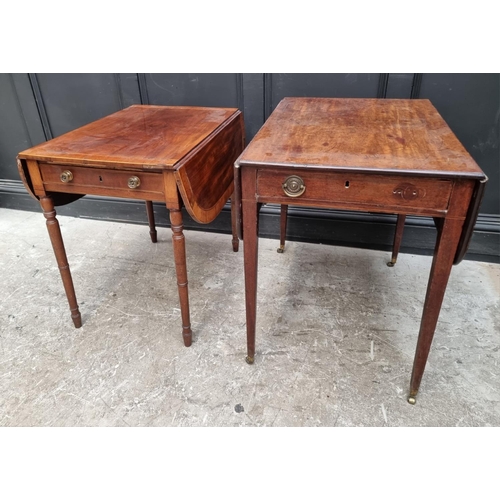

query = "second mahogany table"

[
  {"left": 18, "top": 104, "right": 245, "bottom": 347},
  {"left": 234, "top": 97, "right": 487, "bottom": 404}
]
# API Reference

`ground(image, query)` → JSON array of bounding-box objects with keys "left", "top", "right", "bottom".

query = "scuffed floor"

[{"left": 0, "top": 207, "right": 498, "bottom": 426}]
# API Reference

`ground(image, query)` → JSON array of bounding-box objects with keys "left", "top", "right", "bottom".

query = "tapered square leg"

[
  {"left": 40, "top": 196, "right": 82, "bottom": 328},
  {"left": 277, "top": 204, "right": 288, "bottom": 253},
  {"left": 242, "top": 199, "right": 259, "bottom": 364},
  {"left": 230, "top": 196, "right": 239, "bottom": 252},
  {"left": 387, "top": 214, "right": 406, "bottom": 267},
  {"left": 408, "top": 217, "right": 464, "bottom": 403}
]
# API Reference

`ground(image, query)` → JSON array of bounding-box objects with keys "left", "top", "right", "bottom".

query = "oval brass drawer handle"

[
  {"left": 282, "top": 175, "right": 306, "bottom": 197},
  {"left": 60, "top": 170, "right": 73, "bottom": 183},
  {"left": 128, "top": 176, "right": 141, "bottom": 189}
]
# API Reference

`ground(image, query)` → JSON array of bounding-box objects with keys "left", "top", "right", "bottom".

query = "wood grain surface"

[
  {"left": 237, "top": 97, "right": 488, "bottom": 402},
  {"left": 18, "top": 105, "right": 238, "bottom": 170},
  {"left": 237, "top": 98, "right": 485, "bottom": 178}
]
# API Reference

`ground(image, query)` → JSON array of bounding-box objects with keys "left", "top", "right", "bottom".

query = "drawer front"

[
  {"left": 39, "top": 163, "right": 165, "bottom": 200},
  {"left": 256, "top": 170, "right": 453, "bottom": 212}
]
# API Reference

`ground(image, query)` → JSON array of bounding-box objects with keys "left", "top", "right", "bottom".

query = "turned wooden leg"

[
  {"left": 277, "top": 204, "right": 288, "bottom": 253},
  {"left": 40, "top": 196, "right": 82, "bottom": 328},
  {"left": 408, "top": 217, "right": 464, "bottom": 404},
  {"left": 145, "top": 201, "right": 157, "bottom": 243},
  {"left": 387, "top": 214, "right": 406, "bottom": 267},
  {"left": 230, "top": 196, "right": 239, "bottom": 252},
  {"left": 169, "top": 207, "right": 192, "bottom": 347},
  {"left": 242, "top": 199, "right": 260, "bottom": 364}
]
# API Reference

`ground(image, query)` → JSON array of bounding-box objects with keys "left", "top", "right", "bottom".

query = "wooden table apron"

[
  {"left": 17, "top": 105, "right": 245, "bottom": 347},
  {"left": 234, "top": 97, "right": 487, "bottom": 404}
]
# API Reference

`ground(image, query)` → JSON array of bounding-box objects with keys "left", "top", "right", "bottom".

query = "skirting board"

[{"left": 1, "top": 181, "right": 498, "bottom": 264}]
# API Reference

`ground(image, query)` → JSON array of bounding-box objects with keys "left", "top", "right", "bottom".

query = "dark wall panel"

[
  {"left": 241, "top": 73, "right": 265, "bottom": 144},
  {"left": 115, "top": 73, "right": 142, "bottom": 108},
  {"left": 0, "top": 73, "right": 498, "bottom": 261},
  {"left": 143, "top": 73, "right": 241, "bottom": 108},
  {"left": 386, "top": 73, "right": 414, "bottom": 98},
  {"left": 418, "top": 73, "right": 499, "bottom": 214},
  {"left": 268, "top": 73, "right": 382, "bottom": 115},
  {"left": 0, "top": 74, "right": 39, "bottom": 180},
  {"left": 142, "top": 73, "right": 265, "bottom": 145},
  {"left": 34, "top": 73, "right": 134, "bottom": 137}
]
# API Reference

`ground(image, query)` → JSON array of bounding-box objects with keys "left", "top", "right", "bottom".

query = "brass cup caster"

[
  {"left": 245, "top": 355, "right": 254, "bottom": 365},
  {"left": 387, "top": 260, "right": 396, "bottom": 267},
  {"left": 277, "top": 245, "right": 285, "bottom": 254},
  {"left": 407, "top": 396, "right": 416, "bottom": 405}
]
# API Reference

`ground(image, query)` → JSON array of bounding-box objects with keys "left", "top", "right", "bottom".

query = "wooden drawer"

[
  {"left": 39, "top": 163, "right": 165, "bottom": 201},
  {"left": 256, "top": 169, "right": 453, "bottom": 213}
]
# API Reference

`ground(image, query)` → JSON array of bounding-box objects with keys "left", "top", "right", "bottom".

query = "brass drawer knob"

[
  {"left": 60, "top": 170, "right": 73, "bottom": 183},
  {"left": 128, "top": 176, "right": 141, "bottom": 189},
  {"left": 282, "top": 175, "right": 306, "bottom": 197}
]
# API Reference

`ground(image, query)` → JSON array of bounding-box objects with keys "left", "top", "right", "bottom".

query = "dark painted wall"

[{"left": 1, "top": 73, "right": 498, "bottom": 261}]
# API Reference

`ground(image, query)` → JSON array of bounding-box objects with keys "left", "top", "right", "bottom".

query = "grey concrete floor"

[{"left": 0, "top": 207, "right": 499, "bottom": 426}]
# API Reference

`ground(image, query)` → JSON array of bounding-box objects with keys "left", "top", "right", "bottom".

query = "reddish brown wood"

[
  {"left": 277, "top": 205, "right": 288, "bottom": 253},
  {"left": 18, "top": 105, "right": 244, "bottom": 345},
  {"left": 257, "top": 169, "right": 453, "bottom": 215},
  {"left": 241, "top": 167, "right": 259, "bottom": 364},
  {"left": 19, "top": 105, "right": 238, "bottom": 170},
  {"left": 238, "top": 98, "right": 484, "bottom": 178},
  {"left": 38, "top": 163, "right": 166, "bottom": 201},
  {"left": 175, "top": 112, "right": 245, "bottom": 223},
  {"left": 145, "top": 201, "right": 157, "bottom": 243},
  {"left": 230, "top": 196, "right": 239, "bottom": 252},
  {"left": 18, "top": 158, "right": 84, "bottom": 207},
  {"left": 163, "top": 172, "right": 192, "bottom": 347},
  {"left": 453, "top": 179, "right": 487, "bottom": 264},
  {"left": 387, "top": 214, "right": 406, "bottom": 267},
  {"left": 40, "top": 196, "right": 82, "bottom": 328},
  {"left": 236, "top": 97, "right": 487, "bottom": 403},
  {"left": 233, "top": 164, "right": 243, "bottom": 241},
  {"left": 169, "top": 206, "right": 192, "bottom": 347},
  {"left": 409, "top": 217, "right": 465, "bottom": 399},
  {"left": 26, "top": 159, "right": 45, "bottom": 194}
]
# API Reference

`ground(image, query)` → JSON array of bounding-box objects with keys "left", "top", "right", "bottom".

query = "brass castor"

[
  {"left": 387, "top": 260, "right": 396, "bottom": 267},
  {"left": 277, "top": 245, "right": 285, "bottom": 254},
  {"left": 245, "top": 355, "right": 254, "bottom": 365},
  {"left": 407, "top": 396, "right": 416, "bottom": 405}
]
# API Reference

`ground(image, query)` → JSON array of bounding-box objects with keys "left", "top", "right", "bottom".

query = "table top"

[
  {"left": 18, "top": 105, "right": 239, "bottom": 170},
  {"left": 237, "top": 98, "right": 485, "bottom": 179}
]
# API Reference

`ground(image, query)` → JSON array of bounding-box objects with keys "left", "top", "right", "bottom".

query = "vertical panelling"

[
  {"left": 142, "top": 73, "right": 265, "bottom": 144},
  {"left": 34, "top": 73, "right": 133, "bottom": 137},
  {"left": 410, "top": 74, "right": 423, "bottom": 99},
  {"left": 268, "top": 73, "right": 382, "bottom": 113},
  {"left": 241, "top": 73, "right": 265, "bottom": 144},
  {"left": 385, "top": 73, "right": 414, "bottom": 98},
  {"left": 137, "top": 73, "right": 150, "bottom": 104},
  {"left": 29, "top": 74, "right": 53, "bottom": 139},
  {"left": 0, "top": 73, "right": 498, "bottom": 260},
  {"left": 10, "top": 74, "right": 46, "bottom": 147},
  {"left": 115, "top": 73, "right": 141, "bottom": 108},
  {"left": 0, "top": 75, "right": 38, "bottom": 180},
  {"left": 377, "top": 73, "right": 389, "bottom": 98},
  {"left": 418, "top": 73, "right": 499, "bottom": 214},
  {"left": 264, "top": 73, "right": 273, "bottom": 120},
  {"left": 143, "top": 74, "right": 240, "bottom": 108}
]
